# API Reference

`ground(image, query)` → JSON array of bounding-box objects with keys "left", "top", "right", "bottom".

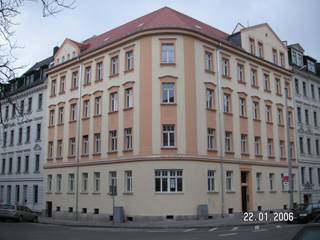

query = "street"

[{"left": 0, "top": 222, "right": 304, "bottom": 240}]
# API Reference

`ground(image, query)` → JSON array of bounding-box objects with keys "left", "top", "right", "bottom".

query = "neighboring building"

[
  {"left": 0, "top": 56, "right": 52, "bottom": 212},
  {"left": 288, "top": 43, "right": 320, "bottom": 204},
  {"left": 44, "top": 7, "right": 298, "bottom": 221}
]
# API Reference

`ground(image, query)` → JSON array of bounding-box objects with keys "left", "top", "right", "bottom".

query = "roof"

[
  {"left": 75, "top": 7, "right": 230, "bottom": 54},
  {"left": 24, "top": 56, "right": 53, "bottom": 75},
  {"left": 288, "top": 43, "right": 305, "bottom": 53}
]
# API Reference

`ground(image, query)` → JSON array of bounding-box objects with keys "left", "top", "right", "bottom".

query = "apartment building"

[
  {"left": 44, "top": 7, "right": 299, "bottom": 221},
  {"left": 0, "top": 57, "right": 52, "bottom": 212},
  {"left": 288, "top": 43, "right": 320, "bottom": 204}
]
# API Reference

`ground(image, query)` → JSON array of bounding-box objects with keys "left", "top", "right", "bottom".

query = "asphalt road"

[{"left": 0, "top": 222, "right": 304, "bottom": 240}]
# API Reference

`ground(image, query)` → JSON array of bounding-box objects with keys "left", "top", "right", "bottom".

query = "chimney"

[{"left": 53, "top": 46, "right": 59, "bottom": 56}]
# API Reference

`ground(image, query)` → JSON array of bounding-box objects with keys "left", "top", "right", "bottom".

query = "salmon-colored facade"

[{"left": 43, "top": 7, "right": 299, "bottom": 221}]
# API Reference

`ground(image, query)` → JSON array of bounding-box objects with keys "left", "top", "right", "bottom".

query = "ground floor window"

[
  {"left": 33, "top": 185, "right": 38, "bottom": 204},
  {"left": 208, "top": 170, "right": 215, "bottom": 192},
  {"left": 155, "top": 169, "right": 182, "bottom": 193}
]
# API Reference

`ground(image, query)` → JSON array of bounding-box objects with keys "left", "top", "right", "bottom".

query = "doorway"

[
  {"left": 46, "top": 201, "right": 52, "bottom": 217},
  {"left": 303, "top": 194, "right": 311, "bottom": 204},
  {"left": 241, "top": 171, "right": 248, "bottom": 212}
]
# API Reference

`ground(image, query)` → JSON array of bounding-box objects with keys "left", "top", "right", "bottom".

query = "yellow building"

[{"left": 44, "top": 7, "right": 299, "bottom": 221}]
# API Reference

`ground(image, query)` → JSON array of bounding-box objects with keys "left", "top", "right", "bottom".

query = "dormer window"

[
  {"left": 308, "top": 60, "right": 315, "bottom": 73},
  {"left": 272, "top": 49, "right": 278, "bottom": 65},
  {"left": 280, "top": 52, "right": 285, "bottom": 67},
  {"left": 258, "top": 42, "right": 264, "bottom": 58},
  {"left": 292, "top": 51, "right": 297, "bottom": 65},
  {"left": 249, "top": 38, "right": 255, "bottom": 55}
]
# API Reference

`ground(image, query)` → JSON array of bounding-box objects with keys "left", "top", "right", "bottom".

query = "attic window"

[
  {"left": 195, "top": 24, "right": 202, "bottom": 29},
  {"left": 137, "top": 23, "right": 144, "bottom": 27}
]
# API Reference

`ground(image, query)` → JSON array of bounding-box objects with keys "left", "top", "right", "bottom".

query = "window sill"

[
  {"left": 266, "top": 121, "right": 273, "bottom": 125},
  {"left": 81, "top": 154, "right": 89, "bottom": 157},
  {"left": 55, "top": 192, "right": 62, "bottom": 194},
  {"left": 161, "top": 147, "right": 178, "bottom": 150},
  {"left": 224, "top": 112, "right": 233, "bottom": 116},
  {"left": 205, "top": 69, "right": 215, "bottom": 75},
  {"left": 251, "top": 85, "right": 259, "bottom": 89},
  {"left": 269, "top": 190, "right": 277, "bottom": 193},
  {"left": 93, "top": 114, "right": 102, "bottom": 118},
  {"left": 207, "top": 149, "right": 218, "bottom": 152},
  {"left": 92, "top": 153, "right": 101, "bottom": 156},
  {"left": 241, "top": 153, "right": 250, "bottom": 156},
  {"left": 207, "top": 191, "right": 219, "bottom": 194},
  {"left": 225, "top": 151, "right": 235, "bottom": 154},
  {"left": 123, "top": 149, "right": 133, "bottom": 153},
  {"left": 206, "top": 108, "right": 216, "bottom": 112},
  {"left": 109, "top": 74, "right": 119, "bottom": 78},
  {"left": 70, "top": 87, "right": 79, "bottom": 91},
  {"left": 276, "top": 93, "right": 283, "bottom": 97},
  {"left": 123, "top": 107, "right": 133, "bottom": 111},
  {"left": 160, "top": 63, "right": 176, "bottom": 67},
  {"left": 160, "top": 103, "right": 177, "bottom": 106},
  {"left": 68, "top": 156, "right": 76, "bottom": 159},
  {"left": 107, "top": 151, "right": 118, "bottom": 154},
  {"left": 80, "top": 192, "right": 88, "bottom": 195},
  {"left": 56, "top": 157, "right": 63, "bottom": 161},
  {"left": 226, "top": 190, "right": 236, "bottom": 193},
  {"left": 256, "top": 190, "right": 264, "bottom": 193},
  {"left": 222, "top": 75, "right": 232, "bottom": 80},
  {"left": 59, "top": 91, "right": 65, "bottom": 95},
  {"left": 238, "top": 80, "right": 246, "bottom": 85},
  {"left": 67, "top": 192, "right": 75, "bottom": 195},
  {"left": 253, "top": 119, "right": 261, "bottom": 122},
  {"left": 50, "top": 95, "right": 56, "bottom": 98},
  {"left": 264, "top": 90, "right": 271, "bottom": 94},
  {"left": 124, "top": 69, "right": 134, "bottom": 74},
  {"left": 34, "top": 171, "right": 40, "bottom": 174},
  {"left": 108, "top": 111, "right": 118, "bottom": 115},
  {"left": 154, "top": 192, "right": 183, "bottom": 195},
  {"left": 57, "top": 123, "right": 64, "bottom": 126},
  {"left": 81, "top": 117, "right": 90, "bottom": 120},
  {"left": 46, "top": 192, "right": 52, "bottom": 194},
  {"left": 278, "top": 124, "right": 285, "bottom": 127},
  {"left": 280, "top": 157, "right": 287, "bottom": 160},
  {"left": 255, "top": 154, "right": 263, "bottom": 157},
  {"left": 268, "top": 156, "right": 275, "bottom": 159},
  {"left": 123, "top": 192, "right": 133, "bottom": 195},
  {"left": 92, "top": 192, "right": 101, "bottom": 195},
  {"left": 95, "top": 79, "right": 103, "bottom": 83},
  {"left": 239, "top": 115, "right": 248, "bottom": 119},
  {"left": 83, "top": 83, "right": 92, "bottom": 87},
  {"left": 69, "top": 120, "right": 77, "bottom": 123},
  {"left": 47, "top": 158, "right": 54, "bottom": 161}
]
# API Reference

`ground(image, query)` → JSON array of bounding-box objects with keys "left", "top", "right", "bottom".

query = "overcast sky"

[{"left": 13, "top": 0, "right": 320, "bottom": 75}]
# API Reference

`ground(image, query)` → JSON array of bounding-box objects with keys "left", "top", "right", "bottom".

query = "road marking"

[
  {"left": 209, "top": 227, "right": 218, "bottom": 232},
  {"left": 231, "top": 227, "right": 238, "bottom": 231},
  {"left": 254, "top": 225, "right": 260, "bottom": 230},
  {"left": 276, "top": 225, "right": 282, "bottom": 228},
  {"left": 219, "top": 233, "right": 238, "bottom": 237},
  {"left": 184, "top": 228, "right": 196, "bottom": 232},
  {"left": 253, "top": 229, "right": 267, "bottom": 232}
]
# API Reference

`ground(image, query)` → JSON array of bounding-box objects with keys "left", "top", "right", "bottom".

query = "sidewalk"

[{"left": 38, "top": 215, "right": 278, "bottom": 229}]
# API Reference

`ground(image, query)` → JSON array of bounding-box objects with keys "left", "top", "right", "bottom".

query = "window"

[
  {"left": 256, "top": 172, "right": 262, "bottom": 191},
  {"left": 277, "top": 108, "right": 283, "bottom": 124},
  {"left": 258, "top": 42, "right": 264, "bottom": 58},
  {"left": 82, "top": 173, "right": 88, "bottom": 193},
  {"left": 125, "top": 88, "right": 133, "bottom": 108},
  {"left": 299, "top": 137, "right": 304, "bottom": 154},
  {"left": 36, "top": 123, "right": 41, "bottom": 140},
  {"left": 50, "top": 79, "right": 56, "bottom": 96},
  {"left": 309, "top": 168, "right": 313, "bottom": 184},
  {"left": 18, "top": 128, "right": 22, "bottom": 144},
  {"left": 272, "top": 49, "right": 278, "bottom": 65},
  {"left": 267, "top": 139, "right": 273, "bottom": 157},
  {"left": 237, "top": 63, "right": 245, "bottom": 82},
  {"left": 155, "top": 169, "right": 182, "bottom": 192},
  {"left": 56, "top": 174, "right": 62, "bottom": 193},
  {"left": 295, "top": 79, "right": 300, "bottom": 95},
  {"left": 314, "top": 111, "right": 318, "bottom": 127},
  {"left": 94, "top": 133, "right": 101, "bottom": 154},
  {"left": 221, "top": 58, "right": 230, "bottom": 77},
  {"left": 205, "top": 51, "right": 213, "bottom": 71},
  {"left": 223, "top": 93, "right": 231, "bottom": 113},
  {"left": 35, "top": 154, "right": 40, "bottom": 172},
  {"left": 0, "top": 185, "right": 3, "bottom": 203},
  {"left": 124, "top": 170, "right": 133, "bottom": 193},
  {"left": 96, "top": 62, "right": 103, "bottom": 81},
  {"left": 280, "top": 140, "right": 286, "bottom": 158},
  {"left": 124, "top": 128, "right": 133, "bottom": 150},
  {"left": 307, "top": 138, "right": 312, "bottom": 154},
  {"left": 162, "top": 125, "right": 175, "bottom": 147},
  {"left": 70, "top": 103, "right": 77, "bottom": 121},
  {"left": 162, "top": 83, "right": 175, "bottom": 103},
  {"left": 71, "top": 71, "right": 78, "bottom": 89},
  {"left": 266, "top": 105, "right": 272, "bottom": 122},
  {"left": 305, "top": 109, "right": 309, "bottom": 125},
  {"left": 225, "top": 131, "right": 233, "bottom": 152},
  {"left": 69, "top": 138, "right": 76, "bottom": 156},
  {"left": 109, "top": 130, "right": 117, "bottom": 152},
  {"left": 161, "top": 44, "right": 174, "bottom": 64},
  {"left": 318, "top": 168, "right": 320, "bottom": 185},
  {"left": 254, "top": 137, "right": 261, "bottom": 155},
  {"left": 57, "top": 139, "right": 63, "bottom": 158},
  {"left": 252, "top": 101, "right": 260, "bottom": 120},
  {"left": 33, "top": 185, "right": 38, "bottom": 204},
  {"left": 239, "top": 97, "right": 246, "bottom": 117},
  {"left": 297, "top": 107, "right": 302, "bottom": 123},
  {"left": 11, "top": 103, "right": 16, "bottom": 118},
  {"left": 110, "top": 92, "right": 118, "bottom": 112},
  {"left": 206, "top": 88, "right": 214, "bottom": 109},
  {"left": 59, "top": 76, "right": 65, "bottom": 94},
  {"left": 37, "top": 93, "right": 43, "bottom": 110},
  {"left": 226, "top": 171, "right": 233, "bottom": 191},
  {"left": 93, "top": 172, "right": 100, "bottom": 193},
  {"left": 94, "top": 96, "right": 101, "bottom": 116},
  {"left": 20, "top": 100, "right": 24, "bottom": 114},
  {"left": 8, "top": 158, "right": 12, "bottom": 174},
  {"left": 5, "top": 105, "right": 9, "bottom": 120},
  {"left": 49, "top": 109, "right": 55, "bottom": 126},
  {"left": 2, "top": 132, "right": 7, "bottom": 147},
  {"left": 207, "top": 128, "right": 216, "bottom": 150},
  {"left": 249, "top": 38, "right": 255, "bottom": 55},
  {"left": 111, "top": 56, "right": 119, "bottom": 76},
  {"left": 27, "top": 97, "right": 32, "bottom": 113},
  {"left": 263, "top": 74, "right": 270, "bottom": 91},
  {"left": 301, "top": 167, "right": 305, "bottom": 185},
  {"left": 125, "top": 50, "right": 134, "bottom": 71},
  {"left": 109, "top": 171, "right": 117, "bottom": 195},
  {"left": 1, "top": 159, "right": 5, "bottom": 175},
  {"left": 47, "top": 175, "right": 52, "bottom": 193},
  {"left": 269, "top": 173, "right": 274, "bottom": 191},
  {"left": 311, "top": 84, "right": 315, "bottom": 98},
  {"left": 10, "top": 130, "right": 14, "bottom": 146},
  {"left": 48, "top": 141, "right": 53, "bottom": 159},
  {"left": 16, "top": 157, "right": 21, "bottom": 174},
  {"left": 24, "top": 156, "right": 29, "bottom": 173},
  {"left": 240, "top": 134, "right": 248, "bottom": 154},
  {"left": 68, "top": 173, "right": 75, "bottom": 193},
  {"left": 58, "top": 107, "right": 64, "bottom": 124},
  {"left": 275, "top": 78, "right": 281, "bottom": 95},
  {"left": 250, "top": 68, "right": 258, "bottom": 87},
  {"left": 208, "top": 170, "right": 215, "bottom": 192},
  {"left": 82, "top": 135, "right": 89, "bottom": 155},
  {"left": 316, "top": 139, "right": 320, "bottom": 155},
  {"left": 303, "top": 82, "right": 307, "bottom": 96},
  {"left": 83, "top": 100, "right": 90, "bottom": 118},
  {"left": 25, "top": 126, "right": 30, "bottom": 143},
  {"left": 280, "top": 52, "right": 285, "bottom": 67},
  {"left": 84, "top": 66, "right": 91, "bottom": 85}
]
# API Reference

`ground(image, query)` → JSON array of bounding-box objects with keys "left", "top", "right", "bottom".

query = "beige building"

[{"left": 43, "top": 7, "right": 299, "bottom": 221}]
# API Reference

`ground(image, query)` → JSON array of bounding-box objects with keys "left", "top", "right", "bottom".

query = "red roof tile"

[{"left": 79, "top": 7, "right": 229, "bottom": 54}]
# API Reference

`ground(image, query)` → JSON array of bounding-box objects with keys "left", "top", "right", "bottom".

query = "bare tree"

[{"left": 0, "top": 0, "right": 74, "bottom": 127}]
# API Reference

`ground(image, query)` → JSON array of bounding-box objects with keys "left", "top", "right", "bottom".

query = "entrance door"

[
  {"left": 46, "top": 201, "right": 52, "bottom": 217},
  {"left": 241, "top": 171, "right": 248, "bottom": 212}
]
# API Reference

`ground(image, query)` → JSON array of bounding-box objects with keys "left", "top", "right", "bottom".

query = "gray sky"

[{"left": 13, "top": 0, "right": 320, "bottom": 75}]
